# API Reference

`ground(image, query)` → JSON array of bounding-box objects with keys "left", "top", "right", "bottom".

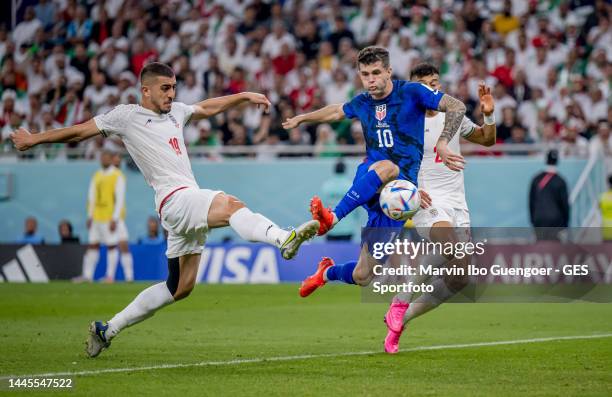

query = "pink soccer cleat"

[{"left": 383, "top": 299, "right": 409, "bottom": 354}]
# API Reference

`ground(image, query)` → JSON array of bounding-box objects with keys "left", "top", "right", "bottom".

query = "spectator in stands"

[
  {"left": 328, "top": 15, "right": 354, "bottom": 53},
  {"left": 12, "top": 6, "right": 41, "bottom": 48},
  {"left": 156, "top": 20, "right": 180, "bottom": 64},
  {"left": 66, "top": 5, "right": 93, "bottom": 45},
  {"left": 58, "top": 220, "right": 79, "bottom": 244},
  {"left": 492, "top": 83, "right": 518, "bottom": 125},
  {"left": 18, "top": 216, "right": 44, "bottom": 244},
  {"left": 177, "top": 70, "right": 203, "bottom": 105},
  {"left": 262, "top": 20, "right": 295, "bottom": 58},
  {"left": 139, "top": 216, "right": 165, "bottom": 245},
  {"left": 0, "top": 90, "right": 17, "bottom": 130},
  {"left": 2, "top": 112, "right": 26, "bottom": 143},
  {"left": 323, "top": 68, "right": 352, "bottom": 105},
  {"left": 493, "top": 0, "right": 520, "bottom": 36},
  {"left": 0, "top": 0, "right": 609, "bottom": 160},
  {"left": 83, "top": 72, "right": 117, "bottom": 114},
  {"left": 506, "top": 124, "right": 534, "bottom": 155},
  {"left": 350, "top": 1, "right": 381, "bottom": 47},
  {"left": 39, "top": 105, "right": 61, "bottom": 132},
  {"left": 314, "top": 124, "right": 338, "bottom": 157},
  {"left": 529, "top": 150, "right": 569, "bottom": 240},
  {"left": 90, "top": 7, "right": 112, "bottom": 45},
  {"left": 34, "top": 0, "right": 56, "bottom": 31},
  {"left": 560, "top": 125, "right": 589, "bottom": 157},
  {"left": 496, "top": 107, "right": 519, "bottom": 142},
  {"left": 99, "top": 41, "right": 128, "bottom": 79}
]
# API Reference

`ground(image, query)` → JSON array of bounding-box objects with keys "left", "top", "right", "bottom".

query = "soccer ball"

[{"left": 379, "top": 179, "right": 421, "bottom": 221}]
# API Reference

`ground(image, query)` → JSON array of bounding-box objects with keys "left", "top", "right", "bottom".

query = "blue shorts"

[
  {"left": 355, "top": 159, "right": 405, "bottom": 256},
  {"left": 355, "top": 159, "right": 406, "bottom": 229}
]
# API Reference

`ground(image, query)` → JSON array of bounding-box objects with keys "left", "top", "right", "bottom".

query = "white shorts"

[
  {"left": 116, "top": 219, "right": 129, "bottom": 242},
  {"left": 412, "top": 204, "right": 471, "bottom": 241},
  {"left": 160, "top": 187, "right": 222, "bottom": 258},
  {"left": 88, "top": 220, "right": 129, "bottom": 245},
  {"left": 88, "top": 220, "right": 122, "bottom": 246}
]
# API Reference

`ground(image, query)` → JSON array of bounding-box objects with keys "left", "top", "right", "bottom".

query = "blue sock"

[
  {"left": 333, "top": 170, "right": 383, "bottom": 221},
  {"left": 325, "top": 261, "right": 357, "bottom": 284}
]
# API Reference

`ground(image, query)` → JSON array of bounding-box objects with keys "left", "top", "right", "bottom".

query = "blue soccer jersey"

[{"left": 342, "top": 80, "right": 444, "bottom": 185}]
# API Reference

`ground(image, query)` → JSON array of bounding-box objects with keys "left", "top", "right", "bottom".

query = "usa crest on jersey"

[{"left": 375, "top": 104, "right": 386, "bottom": 121}]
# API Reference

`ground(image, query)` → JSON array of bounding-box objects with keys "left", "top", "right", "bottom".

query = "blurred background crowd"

[{"left": 0, "top": 0, "right": 610, "bottom": 160}]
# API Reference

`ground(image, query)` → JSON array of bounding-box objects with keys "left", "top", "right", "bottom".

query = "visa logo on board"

[{"left": 197, "top": 246, "right": 279, "bottom": 284}]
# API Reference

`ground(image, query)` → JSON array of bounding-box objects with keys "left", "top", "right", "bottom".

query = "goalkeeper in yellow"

[{"left": 79, "top": 149, "right": 134, "bottom": 282}]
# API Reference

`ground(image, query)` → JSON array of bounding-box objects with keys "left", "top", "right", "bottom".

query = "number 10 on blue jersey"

[{"left": 376, "top": 129, "right": 394, "bottom": 148}]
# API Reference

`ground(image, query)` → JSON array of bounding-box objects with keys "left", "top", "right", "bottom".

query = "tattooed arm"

[
  {"left": 435, "top": 94, "right": 467, "bottom": 171},
  {"left": 437, "top": 94, "right": 467, "bottom": 142}
]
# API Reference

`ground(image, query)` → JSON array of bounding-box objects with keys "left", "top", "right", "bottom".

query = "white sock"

[
  {"left": 395, "top": 253, "right": 449, "bottom": 303},
  {"left": 82, "top": 249, "right": 99, "bottom": 281},
  {"left": 106, "top": 282, "right": 174, "bottom": 339},
  {"left": 229, "top": 207, "right": 289, "bottom": 247},
  {"left": 105, "top": 248, "right": 119, "bottom": 280},
  {"left": 121, "top": 252, "right": 134, "bottom": 281},
  {"left": 403, "top": 277, "right": 455, "bottom": 325}
]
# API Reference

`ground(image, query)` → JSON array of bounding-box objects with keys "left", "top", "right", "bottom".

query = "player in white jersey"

[
  {"left": 10, "top": 62, "right": 320, "bottom": 358},
  {"left": 383, "top": 63, "right": 497, "bottom": 353}
]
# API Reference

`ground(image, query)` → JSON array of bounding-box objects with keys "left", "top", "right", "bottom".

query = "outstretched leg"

[
  {"left": 312, "top": 160, "right": 399, "bottom": 235},
  {"left": 86, "top": 253, "right": 199, "bottom": 358},
  {"left": 208, "top": 193, "right": 319, "bottom": 260},
  {"left": 299, "top": 244, "right": 379, "bottom": 297}
]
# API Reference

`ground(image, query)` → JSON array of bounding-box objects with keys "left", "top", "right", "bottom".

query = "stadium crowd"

[{"left": 0, "top": 0, "right": 610, "bottom": 159}]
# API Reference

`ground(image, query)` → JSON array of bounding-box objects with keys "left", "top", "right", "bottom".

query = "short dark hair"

[
  {"left": 140, "top": 62, "right": 174, "bottom": 84},
  {"left": 334, "top": 160, "right": 346, "bottom": 175},
  {"left": 546, "top": 149, "right": 558, "bottom": 166},
  {"left": 357, "top": 46, "right": 390, "bottom": 69},
  {"left": 59, "top": 219, "right": 73, "bottom": 234},
  {"left": 410, "top": 63, "right": 440, "bottom": 80}
]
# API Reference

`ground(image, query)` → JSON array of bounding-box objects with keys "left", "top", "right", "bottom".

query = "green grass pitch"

[{"left": 1, "top": 283, "right": 611, "bottom": 396}]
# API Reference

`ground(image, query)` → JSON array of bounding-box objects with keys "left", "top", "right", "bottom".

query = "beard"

[{"left": 157, "top": 100, "right": 172, "bottom": 113}]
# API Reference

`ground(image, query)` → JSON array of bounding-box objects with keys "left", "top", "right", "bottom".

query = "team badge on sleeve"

[{"left": 375, "top": 104, "right": 387, "bottom": 121}]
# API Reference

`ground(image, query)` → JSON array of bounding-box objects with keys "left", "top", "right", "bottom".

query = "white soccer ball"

[{"left": 379, "top": 179, "right": 421, "bottom": 221}]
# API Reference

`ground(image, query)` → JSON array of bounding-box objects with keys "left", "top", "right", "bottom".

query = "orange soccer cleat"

[
  {"left": 299, "top": 257, "right": 335, "bottom": 297},
  {"left": 309, "top": 196, "right": 335, "bottom": 236}
]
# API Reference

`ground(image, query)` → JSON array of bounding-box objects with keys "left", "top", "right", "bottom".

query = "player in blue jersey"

[{"left": 282, "top": 46, "right": 468, "bottom": 297}]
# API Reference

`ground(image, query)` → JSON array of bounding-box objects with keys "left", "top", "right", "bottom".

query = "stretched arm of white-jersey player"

[
  {"left": 9, "top": 119, "right": 100, "bottom": 151},
  {"left": 465, "top": 124, "right": 496, "bottom": 147},
  {"left": 87, "top": 177, "right": 95, "bottom": 220},
  {"left": 282, "top": 104, "right": 345, "bottom": 129},
  {"left": 112, "top": 174, "right": 126, "bottom": 221},
  {"left": 191, "top": 92, "right": 271, "bottom": 120}
]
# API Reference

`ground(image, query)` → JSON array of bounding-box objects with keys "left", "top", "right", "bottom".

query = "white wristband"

[{"left": 483, "top": 113, "right": 496, "bottom": 125}]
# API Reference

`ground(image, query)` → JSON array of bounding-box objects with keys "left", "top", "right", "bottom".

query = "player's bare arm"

[
  {"left": 465, "top": 82, "right": 496, "bottom": 147},
  {"left": 435, "top": 94, "right": 467, "bottom": 171},
  {"left": 10, "top": 119, "right": 100, "bottom": 151},
  {"left": 191, "top": 92, "right": 271, "bottom": 120},
  {"left": 282, "top": 103, "right": 345, "bottom": 129}
]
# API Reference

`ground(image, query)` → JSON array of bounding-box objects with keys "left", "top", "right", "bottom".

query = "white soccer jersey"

[
  {"left": 93, "top": 102, "right": 199, "bottom": 210},
  {"left": 418, "top": 112, "right": 477, "bottom": 209}
]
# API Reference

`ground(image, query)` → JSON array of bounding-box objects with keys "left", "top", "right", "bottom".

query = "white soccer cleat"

[
  {"left": 280, "top": 220, "right": 320, "bottom": 260},
  {"left": 85, "top": 321, "right": 111, "bottom": 358}
]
